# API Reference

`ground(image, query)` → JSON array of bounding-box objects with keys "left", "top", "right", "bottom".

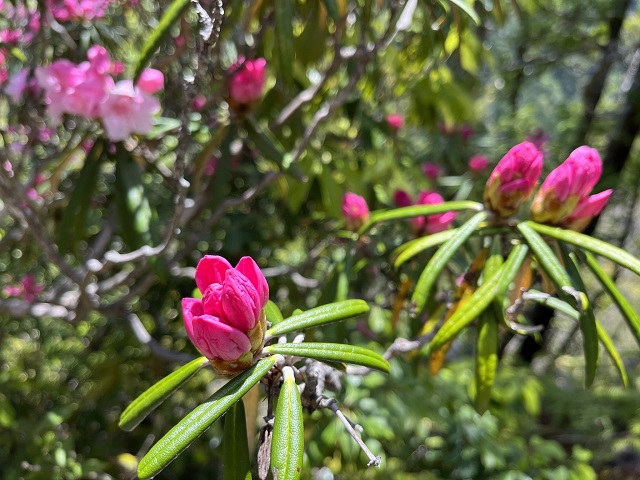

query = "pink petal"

[
  {"left": 202, "top": 283, "right": 224, "bottom": 318},
  {"left": 137, "top": 69, "right": 164, "bottom": 94},
  {"left": 195, "top": 255, "right": 232, "bottom": 293},
  {"left": 236, "top": 256, "right": 269, "bottom": 309},
  {"left": 192, "top": 315, "right": 251, "bottom": 361},
  {"left": 221, "top": 269, "right": 260, "bottom": 331},
  {"left": 182, "top": 297, "right": 204, "bottom": 342}
]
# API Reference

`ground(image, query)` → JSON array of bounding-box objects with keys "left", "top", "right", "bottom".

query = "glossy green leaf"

[
  {"left": 271, "top": 367, "right": 304, "bottom": 480},
  {"left": 495, "top": 243, "right": 529, "bottom": 299},
  {"left": 119, "top": 356, "right": 209, "bottom": 431},
  {"left": 584, "top": 251, "right": 640, "bottom": 348},
  {"left": 137, "top": 356, "right": 277, "bottom": 479},
  {"left": 425, "top": 243, "right": 528, "bottom": 354},
  {"left": 393, "top": 229, "right": 458, "bottom": 268},
  {"left": 523, "top": 221, "right": 640, "bottom": 277},
  {"left": 223, "top": 400, "right": 252, "bottom": 480},
  {"left": 412, "top": 211, "right": 487, "bottom": 315},
  {"left": 360, "top": 201, "right": 483, "bottom": 234},
  {"left": 446, "top": 0, "right": 481, "bottom": 24},
  {"left": 134, "top": 0, "right": 190, "bottom": 81},
  {"left": 595, "top": 321, "right": 628, "bottom": 387},
  {"left": 266, "top": 300, "right": 369, "bottom": 338},
  {"left": 264, "top": 342, "right": 389, "bottom": 373},
  {"left": 563, "top": 249, "right": 599, "bottom": 387},
  {"left": 58, "top": 139, "right": 105, "bottom": 254},
  {"left": 275, "top": 0, "right": 295, "bottom": 83},
  {"left": 475, "top": 312, "right": 498, "bottom": 413},
  {"left": 265, "top": 300, "right": 285, "bottom": 327}
]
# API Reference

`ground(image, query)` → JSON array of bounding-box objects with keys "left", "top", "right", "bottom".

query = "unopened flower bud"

[{"left": 342, "top": 192, "right": 370, "bottom": 231}]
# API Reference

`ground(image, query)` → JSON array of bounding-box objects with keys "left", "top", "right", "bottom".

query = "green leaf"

[
  {"left": 134, "top": 0, "right": 190, "bottom": 81},
  {"left": 223, "top": 400, "right": 252, "bottom": 480},
  {"left": 119, "top": 356, "right": 209, "bottom": 431},
  {"left": 322, "top": 0, "right": 341, "bottom": 21},
  {"left": 523, "top": 221, "right": 640, "bottom": 278},
  {"left": 563, "top": 249, "right": 599, "bottom": 387},
  {"left": 360, "top": 201, "right": 483, "bottom": 234},
  {"left": 266, "top": 300, "right": 369, "bottom": 338},
  {"left": 516, "top": 223, "right": 577, "bottom": 300},
  {"left": 58, "top": 139, "right": 105, "bottom": 254},
  {"left": 275, "top": 0, "right": 295, "bottom": 83},
  {"left": 271, "top": 367, "right": 304, "bottom": 480},
  {"left": 138, "top": 356, "right": 278, "bottom": 479},
  {"left": 595, "top": 321, "right": 629, "bottom": 387},
  {"left": 475, "top": 312, "right": 498, "bottom": 413},
  {"left": 264, "top": 342, "right": 389, "bottom": 373},
  {"left": 265, "top": 300, "right": 285, "bottom": 327},
  {"left": 393, "top": 229, "right": 458, "bottom": 268},
  {"left": 445, "top": 0, "right": 481, "bottom": 24},
  {"left": 412, "top": 211, "right": 487, "bottom": 315},
  {"left": 583, "top": 251, "right": 640, "bottom": 348},
  {"left": 425, "top": 243, "right": 528, "bottom": 354}
]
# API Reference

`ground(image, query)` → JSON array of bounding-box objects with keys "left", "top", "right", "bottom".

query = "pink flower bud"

[
  {"left": 422, "top": 162, "right": 442, "bottom": 180},
  {"left": 460, "top": 124, "right": 474, "bottom": 140},
  {"left": 183, "top": 255, "right": 269, "bottom": 374},
  {"left": 228, "top": 57, "right": 266, "bottom": 106},
  {"left": 483, "top": 141, "right": 543, "bottom": 218},
  {"left": 386, "top": 114, "right": 404, "bottom": 131},
  {"left": 342, "top": 192, "right": 370, "bottom": 231},
  {"left": 193, "top": 95, "right": 207, "bottom": 111},
  {"left": 393, "top": 190, "right": 412, "bottom": 208},
  {"left": 137, "top": 69, "right": 164, "bottom": 94},
  {"left": 530, "top": 146, "right": 603, "bottom": 224},
  {"left": 468, "top": 155, "right": 489, "bottom": 174},
  {"left": 411, "top": 191, "right": 457, "bottom": 235}
]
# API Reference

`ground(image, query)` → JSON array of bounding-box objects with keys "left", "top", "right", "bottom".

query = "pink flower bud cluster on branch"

[
  {"left": 228, "top": 57, "right": 266, "bottom": 110},
  {"left": 46, "top": 0, "right": 116, "bottom": 21},
  {"left": 483, "top": 142, "right": 612, "bottom": 231},
  {"left": 411, "top": 191, "right": 457, "bottom": 235},
  {"left": 182, "top": 256, "right": 269, "bottom": 376},
  {"left": 342, "top": 192, "right": 370, "bottom": 231},
  {"left": 530, "top": 146, "right": 612, "bottom": 231},
  {"left": 35, "top": 46, "right": 163, "bottom": 141}
]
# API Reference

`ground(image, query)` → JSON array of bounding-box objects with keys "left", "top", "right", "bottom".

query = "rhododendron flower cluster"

[
  {"left": 3, "top": 274, "right": 44, "bottom": 303},
  {"left": 411, "top": 191, "right": 457, "bottom": 235},
  {"left": 46, "top": 0, "right": 116, "bottom": 22},
  {"left": 0, "top": 1, "right": 40, "bottom": 46},
  {"left": 182, "top": 256, "right": 269, "bottom": 376},
  {"left": 483, "top": 141, "right": 543, "bottom": 218},
  {"left": 36, "top": 46, "right": 163, "bottom": 141},
  {"left": 228, "top": 57, "right": 266, "bottom": 108},
  {"left": 342, "top": 192, "right": 370, "bottom": 231},
  {"left": 530, "top": 146, "right": 612, "bottom": 231}
]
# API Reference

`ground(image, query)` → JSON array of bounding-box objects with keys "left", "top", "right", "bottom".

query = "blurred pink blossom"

[
  {"left": 393, "top": 189, "right": 412, "bottom": 208},
  {"left": 342, "top": 192, "right": 370, "bottom": 231},
  {"left": 411, "top": 191, "right": 457, "bottom": 235},
  {"left": 46, "top": 0, "right": 115, "bottom": 21},
  {"left": 193, "top": 95, "right": 207, "bottom": 111},
  {"left": 460, "top": 124, "right": 474, "bottom": 140},
  {"left": 422, "top": 162, "right": 442, "bottom": 180},
  {"left": 3, "top": 274, "right": 44, "bottom": 302},
  {"left": 468, "top": 155, "right": 490, "bottom": 174},
  {"left": 228, "top": 57, "right": 266, "bottom": 105},
  {"left": 4, "top": 68, "right": 29, "bottom": 103},
  {"left": 386, "top": 114, "right": 404, "bottom": 131}
]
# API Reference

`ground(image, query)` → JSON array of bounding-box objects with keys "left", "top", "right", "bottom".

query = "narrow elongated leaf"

[
  {"left": 138, "top": 356, "right": 277, "bottom": 480},
  {"left": 265, "top": 300, "right": 285, "bottom": 327},
  {"left": 264, "top": 343, "right": 389, "bottom": 373},
  {"left": 475, "top": 312, "right": 498, "bottom": 413},
  {"left": 425, "top": 243, "right": 528, "bottom": 354},
  {"left": 595, "top": 321, "right": 629, "bottom": 387},
  {"left": 322, "top": 0, "right": 341, "bottom": 21},
  {"left": 119, "top": 356, "right": 208, "bottom": 431},
  {"left": 412, "top": 211, "right": 487, "bottom": 314},
  {"left": 446, "top": 0, "right": 481, "bottom": 24},
  {"left": 563, "top": 249, "right": 599, "bottom": 387},
  {"left": 393, "top": 229, "right": 458, "bottom": 268},
  {"left": 271, "top": 367, "right": 304, "bottom": 480},
  {"left": 275, "top": 0, "right": 295, "bottom": 83},
  {"left": 134, "top": 0, "right": 190, "bottom": 81},
  {"left": 360, "top": 201, "right": 483, "bottom": 234},
  {"left": 223, "top": 400, "right": 252, "bottom": 480},
  {"left": 266, "top": 300, "right": 369, "bottom": 338},
  {"left": 524, "top": 221, "right": 640, "bottom": 277},
  {"left": 58, "top": 139, "right": 105, "bottom": 254},
  {"left": 517, "top": 223, "right": 578, "bottom": 302},
  {"left": 495, "top": 243, "right": 529, "bottom": 299},
  {"left": 583, "top": 251, "right": 640, "bottom": 348}
]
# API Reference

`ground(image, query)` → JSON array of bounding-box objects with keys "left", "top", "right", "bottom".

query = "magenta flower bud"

[
  {"left": 422, "top": 162, "right": 442, "bottom": 180},
  {"left": 183, "top": 255, "right": 269, "bottom": 375},
  {"left": 342, "top": 192, "right": 370, "bottom": 231},
  {"left": 531, "top": 146, "right": 603, "bottom": 224},
  {"left": 137, "top": 69, "right": 164, "bottom": 94},
  {"left": 411, "top": 191, "right": 457, "bottom": 235},
  {"left": 563, "top": 189, "right": 612, "bottom": 232},
  {"left": 228, "top": 57, "right": 266, "bottom": 106},
  {"left": 468, "top": 155, "right": 490, "bottom": 174},
  {"left": 460, "top": 124, "right": 474, "bottom": 140},
  {"left": 386, "top": 114, "right": 404, "bottom": 131},
  {"left": 483, "top": 141, "right": 543, "bottom": 218},
  {"left": 394, "top": 189, "right": 413, "bottom": 208}
]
